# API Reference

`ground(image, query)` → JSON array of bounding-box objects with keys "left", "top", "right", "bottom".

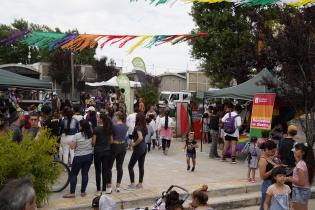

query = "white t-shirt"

[
  {"left": 73, "top": 114, "right": 83, "bottom": 122},
  {"left": 126, "top": 113, "right": 137, "bottom": 135},
  {"left": 221, "top": 111, "right": 242, "bottom": 138},
  {"left": 149, "top": 120, "right": 157, "bottom": 139},
  {"left": 158, "top": 116, "right": 174, "bottom": 130}
]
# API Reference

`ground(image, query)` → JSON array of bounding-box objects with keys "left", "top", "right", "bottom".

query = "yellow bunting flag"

[{"left": 128, "top": 35, "right": 153, "bottom": 54}]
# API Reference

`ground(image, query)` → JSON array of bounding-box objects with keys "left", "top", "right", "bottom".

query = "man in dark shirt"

[
  {"left": 41, "top": 105, "right": 61, "bottom": 138},
  {"left": 9, "top": 112, "right": 23, "bottom": 142},
  {"left": 27, "top": 112, "right": 40, "bottom": 139},
  {"left": 278, "top": 125, "right": 297, "bottom": 168}
]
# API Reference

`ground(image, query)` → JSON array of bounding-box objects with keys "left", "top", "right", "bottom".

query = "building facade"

[
  {"left": 186, "top": 71, "right": 212, "bottom": 92},
  {"left": 158, "top": 73, "right": 186, "bottom": 92}
]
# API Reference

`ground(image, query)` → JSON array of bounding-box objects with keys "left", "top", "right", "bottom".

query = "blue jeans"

[
  {"left": 260, "top": 179, "right": 272, "bottom": 210},
  {"left": 292, "top": 187, "right": 311, "bottom": 205},
  {"left": 70, "top": 153, "right": 93, "bottom": 193}
]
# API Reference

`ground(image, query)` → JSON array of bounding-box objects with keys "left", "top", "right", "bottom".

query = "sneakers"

[
  {"left": 215, "top": 155, "right": 221, "bottom": 159},
  {"left": 221, "top": 157, "right": 227, "bottom": 162},
  {"left": 231, "top": 157, "right": 237, "bottom": 164},
  {"left": 105, "top": 187, "right": 112, "bottom": 194},
  {"left": 187, "top": 165, "right": 191, "bottom": 171},
  {"left": 63, "top": 193, "right": 75, "bottom": 198},
  {"left": 191, "top": 166, "right": 195, "bottom": 172},
  {"left": 81, "top": 192, "right": 87, "bottom": 197},
  {"left": 116, "top": 185, "right": 121, "bottom": 192},
  {"left": 95, "top": 191, "right": 102, "bottom": 196},
  {"left": 125, "top": 184, "right": 136, "bottom": 191},
  {"left": 136, "top": 183, "right": 143, "bottom": 189}
]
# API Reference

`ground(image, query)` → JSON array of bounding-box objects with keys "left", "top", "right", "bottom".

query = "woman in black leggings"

[
  {"left": 126, "top": 112, "right": 148, "bottom": 190},
  {"left": 92, "top": 113, "right": 113, "bottom": 194},
  {"left": 109, "top": 111, "right": 128, "bottom": 193}
]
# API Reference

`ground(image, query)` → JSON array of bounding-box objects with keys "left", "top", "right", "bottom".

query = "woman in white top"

[
  {"left": 63, "top": 119, "right": 93, "bottom": 198},
  {"left": 158, "top": 110, "right": 174, "bottom": 155}
]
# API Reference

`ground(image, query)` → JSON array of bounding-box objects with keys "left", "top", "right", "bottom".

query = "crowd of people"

[
  {"left": 1, "top": 86, "right": 314, "bottom": 209},
  {"left": 199, "top": 101, "right": 314, "bottom": 210},
  {"left": 0, "top": 87, "right": 179, "bottom": 198}
]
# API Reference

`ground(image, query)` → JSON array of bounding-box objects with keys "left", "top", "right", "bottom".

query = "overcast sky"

[{"left": 0, "top": 0, "right": 200, "bottom": 75}]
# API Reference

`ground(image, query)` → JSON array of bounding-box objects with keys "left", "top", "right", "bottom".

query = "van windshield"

[{"left": 160, "top": 94, "right": 170, "bottom": 101}]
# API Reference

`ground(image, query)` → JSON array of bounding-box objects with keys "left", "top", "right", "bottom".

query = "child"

[
  {"left": 190, "top": 185, "right": 214, "bottom": 210},
  {"left": 286, "top": 142, "right": 314, "bottom": 210},
  {"left": 200, "top": 112, "right": 210, "bottom": 144},
  {"left": 264, "top": 166, "right": 291, "bottom": 210},
  {"left": 184, "top": 132, "right": 199, "bottom": 172},
  {"left": 243, "top": 136, "right": 260, "bottom": 183}
]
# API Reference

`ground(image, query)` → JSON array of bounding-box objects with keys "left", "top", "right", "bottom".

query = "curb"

[{"left": 42, "top": 184, "right": 315, "bottom": 210}]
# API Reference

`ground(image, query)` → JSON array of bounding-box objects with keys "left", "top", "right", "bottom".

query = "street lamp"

[{"left": 28, "top": 46, "right": 31, "bottom": 64}]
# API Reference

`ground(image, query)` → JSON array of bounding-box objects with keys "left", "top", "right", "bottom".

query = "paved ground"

[
  {"left": 44, "top": 139, "right": 258, "bottom": 209},
  {"left": 230, "top": 199, "right": 315, "bottom": 210}
]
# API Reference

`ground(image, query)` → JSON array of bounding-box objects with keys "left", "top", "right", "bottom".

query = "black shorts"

[
  {"left": 186, "top": 153, "right": 196, "bottom": 159},
  {"left": 225, "top": 135, "right": 238, "bottom": 141}
]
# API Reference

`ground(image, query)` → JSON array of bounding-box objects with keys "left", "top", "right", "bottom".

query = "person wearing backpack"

[{"left": 221, "top": 103, "right": 242, "bottom": 164}]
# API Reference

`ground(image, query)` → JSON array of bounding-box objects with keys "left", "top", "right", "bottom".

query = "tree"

[
  {"left": 137, "top": 75, "right": 161, "bottom": 109},
  {"left": 92, "top": 56, "right": 119, "bottom": 82},
  {"left": 48, "top": 50, "right": 83, "bottom": 95},
  {"left": 190, "top": 2, "right": 256, "bottom": 87},
  {"left": 259, "top": 6, "right": 315, "bottom": 145},
  {"left": 0, "top": 19, "right": 96, "bottom": 65},
  {"left": 0, "top": 19, "right": 52, "bottom": 64}
]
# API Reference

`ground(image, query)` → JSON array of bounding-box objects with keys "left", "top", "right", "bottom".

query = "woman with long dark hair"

[
  {"left": 258, "top": 141, "right": 278, "bottom": 210},
  {"left": 60, "top": 108, "right": 79, "bottom": 166},
  {"left": 92, "top": 113, "right": 113, "bottom": 194},
  {"left": 286, "top": 143, "right": 315, "bottom": 210},
  {"left": 126, "top": 112, "right": 148, "bottom": 190},
  {"left": 85, "top": 106, "right": 97, "bottom": 130},
  {"left": 108, "top": 111, "right": 128, "bottom": 193},
  {"left": 158, "top": 110, "right": 174, "bottom": 155},
  {"left": 63, "top": 120, "right": 93, "bottom": 198}
]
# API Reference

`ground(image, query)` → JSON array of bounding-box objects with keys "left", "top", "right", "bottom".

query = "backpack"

[{"left": 223, "top": 112, "right": 238, "bottom": 134}]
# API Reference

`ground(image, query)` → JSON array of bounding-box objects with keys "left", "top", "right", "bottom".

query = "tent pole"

[
  {"left": 71, "top": 52, "right": 75, "bottom": 101},
  {"left": 201, "top": 97, "right": 205, "bottom": 152}
]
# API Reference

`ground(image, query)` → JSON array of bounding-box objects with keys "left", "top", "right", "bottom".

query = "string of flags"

[
  {"left": 0, "top": 30, "right": 208, "bottom": 54},
  {"left": 130, "top": 0, "right": 315, "bottom": 7}
]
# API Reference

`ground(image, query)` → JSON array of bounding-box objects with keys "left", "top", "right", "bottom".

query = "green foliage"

[
  {"left": 190, "top": 2, "right": 255, "bottom": 87},
  {"left": 137, "top": 83, "right": 160, "bottom": 108},
  {"left": 0, "top": 18, "right": 95, "bottom": 66},
  {"left": 0, "top": 19, "right": 53, "bottom": 65},
  {"left": 0, "top": 129, "right": 60, "bottom": 205}
]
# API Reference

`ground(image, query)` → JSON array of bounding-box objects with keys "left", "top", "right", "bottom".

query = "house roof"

[{"left": 158, "top": 72, "right": 186, "bottom": 80}]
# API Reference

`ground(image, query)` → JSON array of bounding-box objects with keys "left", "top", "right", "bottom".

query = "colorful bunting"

[
  {"left": 0, "top": 30, "right": 208, "bottom": 54},
  {"left": 130, "top": 0, "right": 315, "bottom": 6}
]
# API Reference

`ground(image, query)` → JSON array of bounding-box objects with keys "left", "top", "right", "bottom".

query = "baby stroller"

[{"left": 135, "top": 185, "right": 190, "bottom": 210}]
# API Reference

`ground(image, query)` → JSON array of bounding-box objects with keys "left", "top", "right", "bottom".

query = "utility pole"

[{"left": 71, "top": 52, "right": 75, "bottom": 100}]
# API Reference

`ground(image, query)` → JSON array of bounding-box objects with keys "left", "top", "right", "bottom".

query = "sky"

[{"left": 0, "top": 0, "right": 201, "bottom": 75}]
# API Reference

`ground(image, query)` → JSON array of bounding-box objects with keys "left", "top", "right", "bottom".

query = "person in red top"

[{"left": 139, "top": 98, "right": 145, "bottom": 113}]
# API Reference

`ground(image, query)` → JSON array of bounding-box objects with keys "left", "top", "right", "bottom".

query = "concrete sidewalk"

[{"left": 43, "top": 140, "right": 258, "bottom": 210}]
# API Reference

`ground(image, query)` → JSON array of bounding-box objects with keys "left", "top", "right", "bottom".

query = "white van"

[{"left": 159, "top": 91, "right": 192, "bottom": 109}]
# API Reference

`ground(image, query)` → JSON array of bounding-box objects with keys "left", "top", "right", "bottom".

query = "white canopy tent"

[{"left": 85, "top": 76, "right": 141, "bottom": 88}]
